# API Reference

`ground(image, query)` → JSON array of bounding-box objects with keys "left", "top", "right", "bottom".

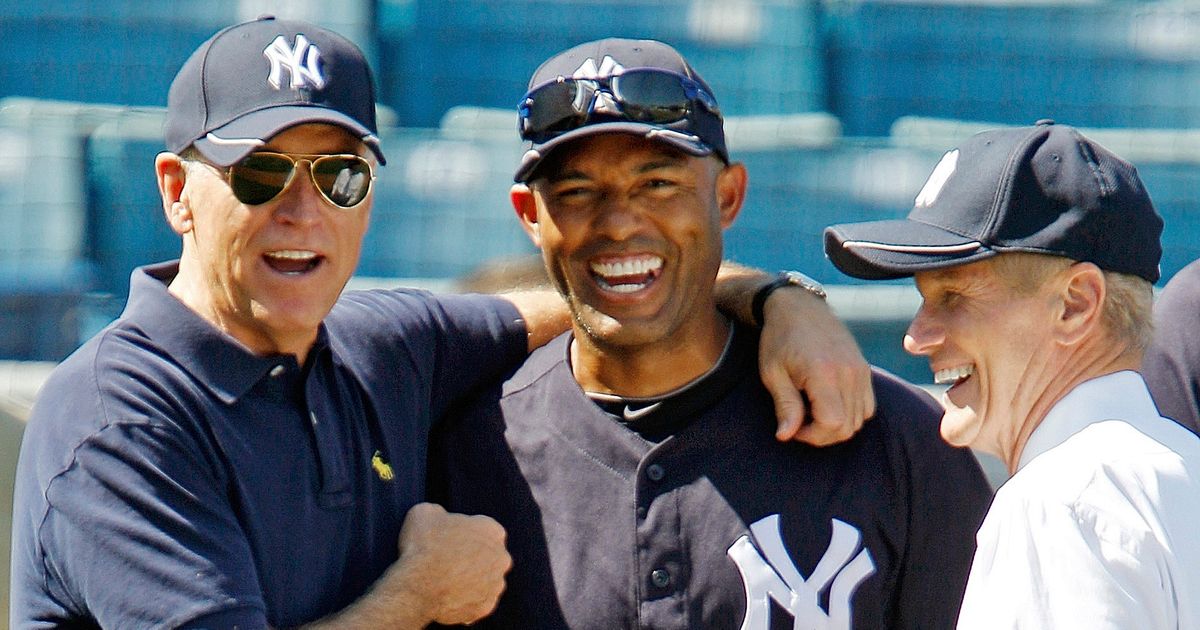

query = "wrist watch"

[{"left": 752, "top": 271, "right": 828, "bottom": 327}]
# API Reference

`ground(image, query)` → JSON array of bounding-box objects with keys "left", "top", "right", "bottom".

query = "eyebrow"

[{"left": 636, "top": 156, "right": 687, "bottom": 172}]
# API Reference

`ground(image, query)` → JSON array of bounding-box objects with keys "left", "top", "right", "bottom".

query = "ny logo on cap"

[
  {"left": 264, "top": 34, "right": 326, "bottom": 90},
  {"left": 914, "top": 149, "right": 958, "bottom": 208},
  {"left": 572, "top": 55, "right": 625, "bottom": 79}
]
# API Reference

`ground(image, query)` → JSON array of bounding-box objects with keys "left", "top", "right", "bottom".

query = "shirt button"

[
  {"left": 310, "top": 411, "right": 319, "bottom": 426},
  {"left": 646, "top": 464, "right": 665, "bottom": 482},
  {"left": 636, "top": 506, "right": 647, "bottom": 519},
  {"left": 651, "top": 568, "right": 671, "bottom": 588},
  {"left": 269, "top": 364, "right": 285, "bottom": 377}
]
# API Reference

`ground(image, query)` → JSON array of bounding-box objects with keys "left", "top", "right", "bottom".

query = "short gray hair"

[{"left": 990, "top": 252, "right": 1153, "bottom": 355}]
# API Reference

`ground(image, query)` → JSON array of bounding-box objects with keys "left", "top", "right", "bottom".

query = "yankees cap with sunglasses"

[
  {"left": 165, "top": 15, "right": 385, "bottom": 167},
  {"left": 514, "top": 38, "right": 727, "bottom": 182}
]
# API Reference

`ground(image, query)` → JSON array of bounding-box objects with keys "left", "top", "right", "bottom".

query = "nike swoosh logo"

[{"left": 623, "top": 402, "right": 663, "bottom": 422}]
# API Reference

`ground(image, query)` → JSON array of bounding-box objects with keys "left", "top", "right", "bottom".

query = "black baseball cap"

[
  {"left": 514, "top": 38, "right": 727, "bottom": 182},
  {"left": 165, "top": 16, "right": 385, "bottom": 167},
  {"left": 824, "top": 121, "right": 1163, "bottom": 283}
]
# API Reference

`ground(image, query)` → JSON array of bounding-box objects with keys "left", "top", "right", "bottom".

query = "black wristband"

[{"left": 751, "top": 271, "right": 828, "bottom": 327}]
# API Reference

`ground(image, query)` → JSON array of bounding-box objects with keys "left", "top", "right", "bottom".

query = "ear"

[
  {"left": 511, "top": 183, "right": 542, "bottom": 247},
  {"left": 1055, "top": 262, "right": 1105, "bottom": 347},
  {"left": 156, "top": 152, "right": 194, "bottom": 236},
  {"left": 714, "top": 162, "right": 748, "bottom": 229}
]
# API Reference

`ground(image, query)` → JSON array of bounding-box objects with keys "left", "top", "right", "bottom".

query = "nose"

[
  {"left": 272, "top": 161, "right": 324, "bottom": 226},
  {"left": 903, "top": 303, "right": 942, "bottom": 357},
  {"left": 592, "top": 192, "right": 645, "bottom": 242}
]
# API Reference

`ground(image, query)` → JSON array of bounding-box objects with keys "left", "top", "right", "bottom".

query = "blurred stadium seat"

[
  {"left": 0, "top": 3, "right": 226, "bottom": 106},
  {"left": 86, "top": 109, "right": 179, "bottom": 300},
  {"left": 826, "top": 1, "right": 1200, "bottom": 136},
  {"left": 0, "top": 98, "right": 136, "bottom": 360},
  {"left": 376, "top": 0, "right": 827, "bottom": 127},
  {"left": 0, "top": 0, "right": 1198, "bottom": 373}
]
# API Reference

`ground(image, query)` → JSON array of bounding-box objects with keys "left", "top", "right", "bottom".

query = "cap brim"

[
  {"left": 514, "top": 121, "right": 713, "bottom": 182},
  {"left": 193, "top": 105, "right": 386, "bottom": 166},
  {"left": 823, "top": 219, "right": 996, "bottom": 280}
]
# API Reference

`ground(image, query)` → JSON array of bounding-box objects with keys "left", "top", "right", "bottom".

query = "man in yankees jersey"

[{"left": 431, "top": 38, "right": 992, "bottom": 628}]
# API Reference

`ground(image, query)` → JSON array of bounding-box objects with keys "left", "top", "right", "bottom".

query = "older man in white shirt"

[{"left": 824, "top": 120, "right": 1200, "bottom": 629}]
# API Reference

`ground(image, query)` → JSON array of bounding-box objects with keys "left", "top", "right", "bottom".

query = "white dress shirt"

[{"left": 956, "top": 371, "right": 1200, "bottom": 629}]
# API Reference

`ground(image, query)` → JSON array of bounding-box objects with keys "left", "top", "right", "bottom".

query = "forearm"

[
  {"left": 713, "top": 261, "right": 772, "bottom": 325},
  {"left": 715, "top": 261, "right": 874, "bottom": 444},
  {"left": 296, "top": 562, "right": 433, "bottom": 630},
  {"left": 714, "top": 262, "right": 830, "bottom": 326}
]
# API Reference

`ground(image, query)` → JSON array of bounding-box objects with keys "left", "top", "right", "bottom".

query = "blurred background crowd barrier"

[
  {"left": 4, "top": 0, "right": 1200, "bottom": 622},
  {"left": 5, "top": 0, "right": 1200, "bottom": 375}
]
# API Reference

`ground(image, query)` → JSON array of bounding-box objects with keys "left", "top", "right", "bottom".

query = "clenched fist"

[{"left": 396, "top": 503, "right": 513, "bottom": 625}]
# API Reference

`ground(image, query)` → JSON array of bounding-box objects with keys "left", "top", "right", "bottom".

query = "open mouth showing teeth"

[
  {"left": 590, "top": 256, "right": 664, "bottom": 294},
  {"left": 934, "top": 364, "right": 974, "bottom": 386},
  {"left": 264, "top": 250, "right": 322, "bottom": 275}
]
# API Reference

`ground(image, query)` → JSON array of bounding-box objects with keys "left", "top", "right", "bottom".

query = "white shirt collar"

[{"left": 1017, "top": 370, "right": 1159, "bottom": 471}]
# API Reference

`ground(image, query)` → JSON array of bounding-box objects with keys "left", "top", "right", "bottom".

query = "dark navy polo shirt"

[
  {"left": 432, "top": 325, "right": 993, "bottom": 629},
  {"left": 10, "top": 261, "right": 528, "bottom": 629}
]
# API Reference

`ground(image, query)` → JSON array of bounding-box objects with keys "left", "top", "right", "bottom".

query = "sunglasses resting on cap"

[
  {"left": 518, "top": 68, "right": 720, "bottom": 141},
  {"left": 513, "top": 38, "right": 728, "bottom": 183}
]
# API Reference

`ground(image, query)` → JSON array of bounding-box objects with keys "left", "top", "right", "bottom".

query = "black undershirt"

[{"left": 584, "top": 323, "right": 756, "bottom": 442}]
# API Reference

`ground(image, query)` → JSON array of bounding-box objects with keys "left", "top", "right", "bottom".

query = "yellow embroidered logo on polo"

[{"left": 371, "top": 450, "right": 394, "bottom": 482}]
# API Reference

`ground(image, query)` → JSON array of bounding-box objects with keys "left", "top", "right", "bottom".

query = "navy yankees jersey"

[{"left": 431, "top": 324, "right": 992, "bottom": 629}]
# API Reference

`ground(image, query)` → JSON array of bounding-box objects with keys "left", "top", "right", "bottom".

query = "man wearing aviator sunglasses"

[
  {"left": 12, "top": 20, "right": 876, "bottom": 630},
  {"left": 433, "top": 38, "right": 991, "bottom": 628},
  {"left": 219, "top": 151, "right": 377, "bottom": 209}
]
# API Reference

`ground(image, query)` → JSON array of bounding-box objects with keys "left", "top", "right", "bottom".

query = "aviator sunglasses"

[
  {"left": 518, "top": 68, "right": 720, "bottom": 141},
  {"left": 221, "top": 152, "right": 375, "bottom": 209}
]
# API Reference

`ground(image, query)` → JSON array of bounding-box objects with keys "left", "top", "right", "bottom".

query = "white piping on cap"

[
  {"left": 842, "top": 240, "right": 984, "bottom": 254},
  {"left": 204, "top": 133, "right": 266, "bottom": 148}
]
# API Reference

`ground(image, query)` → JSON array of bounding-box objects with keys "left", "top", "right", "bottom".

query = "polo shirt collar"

[
  {"left": 1018, "top": 370, "right": 1156, "bottom": 471},
  {"left": 123, "top": 261, "right": 321, "bottom": 404}
]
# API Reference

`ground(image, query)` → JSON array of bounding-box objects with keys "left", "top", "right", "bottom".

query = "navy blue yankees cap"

[
  {"left": 165, "top": 16, "right": 385, "bottom": 167},
  {"left": 824, "top": 121, "right": 1163, "bottom": 283},
  {"left": 514, "top": 38, "right": 727, "bottom": 182}
]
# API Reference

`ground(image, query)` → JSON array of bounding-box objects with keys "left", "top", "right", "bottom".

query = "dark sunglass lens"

[
  {"left": 230, "top": 154, "right": 294, "bottom": 205},
  {"left": 523, "top": 80, "right": 593, "bottom": 135},
  {"left": 613, "top": 71, "right": 690, "bottom": 123},
  {"left": 312, "top": 157, "right": 372, "bottom": 207}
]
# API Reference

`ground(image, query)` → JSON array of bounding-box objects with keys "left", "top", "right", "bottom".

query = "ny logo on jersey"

[
  {"left": 728, "top": 514, "right": 876, "bottom": 630},
  {"left": 263, "top": 34, "right": 327, "bottom": 90},
  {"left": 914, "top": 149, "right": 958, "bottom": 208},
  {"left": 571, "top": 55, "right": 625, "bottom": 79}
]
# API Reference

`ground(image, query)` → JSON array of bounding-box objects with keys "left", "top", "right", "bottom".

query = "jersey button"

[
  {"left": 636, "top": 506, "right": 647, "bottom": 519},
  {"left": 646, "top": 464, "right": 665, "bottom": 482},
  {"left": 651, "top": 568, "right": 671, "bottom": 588}
]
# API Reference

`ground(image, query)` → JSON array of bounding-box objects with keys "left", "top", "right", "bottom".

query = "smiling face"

[
  {"left": 514, "top": 133, "right": 744, "bottom": 357},
  {"left": 160, "top": 123, "right": 373, "bottom": 358},
  {"left": 903, "top": 257, "right": 1063, "bottom": 454}
]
